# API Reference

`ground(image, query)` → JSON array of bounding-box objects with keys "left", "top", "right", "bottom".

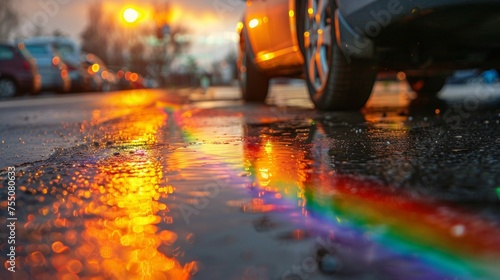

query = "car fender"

[{"left": 242, "top": 0, "right": 303, "bottom": 75}]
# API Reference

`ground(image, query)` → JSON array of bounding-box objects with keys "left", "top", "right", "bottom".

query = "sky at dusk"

[{"left": 17, "top": 0, "right": 246, "bottom": 68}]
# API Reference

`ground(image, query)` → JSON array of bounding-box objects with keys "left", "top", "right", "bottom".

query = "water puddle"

[{"left": 1, "top": 97, "right": 499, "bottom": 280}]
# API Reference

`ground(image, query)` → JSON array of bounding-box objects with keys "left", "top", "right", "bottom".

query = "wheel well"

[
  {"left": 238, "top": 27, "right": 244, "bottom": 53},
  {"left": 0, "top": 75, "right": 20, "bottom": 96},
  {"left": 237, "top": 27, "right": 245, "bottom": 76},
  {"left": 295, "top": 0, "right": 303, "bottom": 31},
  {"left": 0, "top": 75, "right": 18, "bottom": 87}
]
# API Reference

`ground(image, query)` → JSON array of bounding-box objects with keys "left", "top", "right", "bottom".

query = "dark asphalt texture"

[{"left": 0, "top": 84, "right": 499, "bottom": 279}]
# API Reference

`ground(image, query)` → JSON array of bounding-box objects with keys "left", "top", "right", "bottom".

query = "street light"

[{"left": 123, "top": 7, "right": 139, "bottom": 23}]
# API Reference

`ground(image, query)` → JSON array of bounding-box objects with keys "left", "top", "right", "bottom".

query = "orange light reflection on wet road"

[
  {"left": 79, "top": 98, "right": 194, "bottom": 279},
  {"left": 10, "top": 93, "right": 197, "bottom": 279},
  {"left": 243, "top": 132, "right": 310, "bottom": 215}
]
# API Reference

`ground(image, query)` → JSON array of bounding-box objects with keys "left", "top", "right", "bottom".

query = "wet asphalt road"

[{"left": 1, "top": 81, "right": 500, "bottom": 280}]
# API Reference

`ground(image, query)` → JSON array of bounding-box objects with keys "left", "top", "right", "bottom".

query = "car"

[
  {"left": 21, "top": 37, "right": 89, "bottom": 92},
  {"left": 0, "top": 43, "right": 41, "bottom": 98},
  {"left": 114, "top": 68, "right": 145, "bottom": 90},
  {"left": 20, "top": 38, "right": 71, "bottom": 93},
  {"left": 80, "top": 52, "right": 118, "bottom": 92},
  {"left": 238, "top": 0, "right": 500, "bottom": 110},
  {"left": 446, "top": 69, "right": 482, "bottom": 85},
  {"left": 50, "top": 37, "right": 92, "bottom": 92}
]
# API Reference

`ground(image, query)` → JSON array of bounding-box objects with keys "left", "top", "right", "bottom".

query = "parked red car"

[{"left": 0, "top": 43, "right": 41, "bottom": 98}]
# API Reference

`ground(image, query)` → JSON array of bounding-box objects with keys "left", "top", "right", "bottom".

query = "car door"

[{"left": 0, "top": 45, "right": 16, "bottom": 76}]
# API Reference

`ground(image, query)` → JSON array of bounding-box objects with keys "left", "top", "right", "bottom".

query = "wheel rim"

[
  {"left": 0, "top": 80, "right": 16, "bottom": 98},
  {"left": 304, "top": 0, "right": 332, "bottom": 92}
]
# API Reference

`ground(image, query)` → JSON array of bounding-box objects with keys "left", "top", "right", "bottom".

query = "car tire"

[
  {"left": 298, "top": 0, "right": 377, "bottom": 110},
  {"left": 238, "top": 28, "right": 270, "bottom": 103},
  {"left": 406, "top": 75, "right": 448, "bottom": 97},
  {"left": 0, "top": 78, "right": 18, "bottom": 98}
]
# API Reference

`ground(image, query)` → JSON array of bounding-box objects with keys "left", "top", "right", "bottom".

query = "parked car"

[
  {"left": 447, "top": 69, "right": 482, "bottom": 85},
  {"left": 238, "top": 0, "right": 500, "bottom": 110},
  {"left": 0, "top": 43, "right": 41, "bottom": 98},
  {"left": 80, "top": 52, "right": 118, "bottom": 92},
  {"left": 20, "top": 39, "right": 71, "bottom": 93},
  {"left": 21, "top": 37, "right": 89, "bottom": 92},
  {"left": 51, "top": 37, "right": 92, "bottom": 92},
  {"left": 114, "top": 68, "right": 145, "bottom": 90}
]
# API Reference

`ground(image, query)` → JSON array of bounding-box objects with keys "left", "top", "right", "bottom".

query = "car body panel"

[
  {"left": 22, "top": 41, "right": 71, "bottom": 92},
  {"left": 241, "top": 0, "right": 500, "bottom": 78},
  {"left": 337, "top": 0, "right": 500, "bottom": 66},
  {"left": 81, "top": 52, "right": 119, "bottom": 92},
  {"left": 52, "top": 38, "right": 91, "bottom": 91},
  {"left": 21, "top": 37, "right": 88, "bottom": 92},
  {"left": 0, "top": 43, "right": 40, "bottom": 94},
  {"left": 243, "top": 0, "right": 303, "bottom": 76},
  {"left": 338, "top": 0, "right": 500, "bottom": 33}
]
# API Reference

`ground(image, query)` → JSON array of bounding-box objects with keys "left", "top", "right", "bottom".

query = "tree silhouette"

[
  {"left": 151, "top": 1, "right": 191, "bottom": 84},
  {"left": 0, "top": 0, "right": 20, "bottom": 41},
  {"left": 80, "top": 1, "right": 115, "bottom": 64},
  {"left": 80, "top": 0, "right": 190, "bottom": 82}
]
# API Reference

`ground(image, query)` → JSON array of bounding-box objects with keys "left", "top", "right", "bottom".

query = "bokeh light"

[{"left": 123, "top": 8, "right": 139, "bottom": 23}]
